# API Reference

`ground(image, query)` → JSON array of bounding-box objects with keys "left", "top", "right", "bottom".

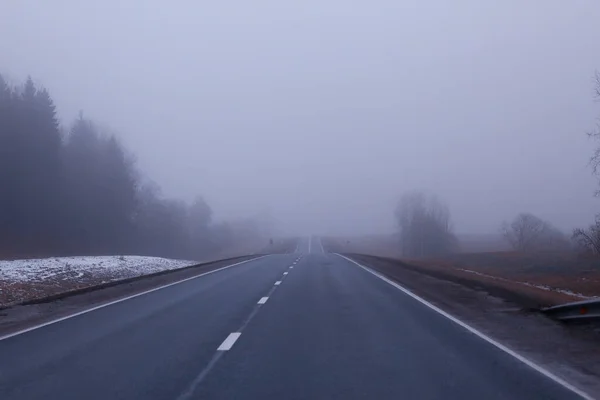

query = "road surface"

[
  {"left": 294, "top": 236, "right": 325, "bottom": 254},
  {"left": 0, "top": 238, "right": 587, "bottom": 399}
]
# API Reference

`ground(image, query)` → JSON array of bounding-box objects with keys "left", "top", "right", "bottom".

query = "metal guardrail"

[{"left": 542, "top": 298, "right": 600, "bottom": 321}]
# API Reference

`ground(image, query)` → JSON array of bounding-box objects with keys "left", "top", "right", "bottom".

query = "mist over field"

[{"left": 3, "top": 0, "right": 600, "bottom": 238}]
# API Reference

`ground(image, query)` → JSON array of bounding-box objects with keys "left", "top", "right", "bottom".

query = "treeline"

[
  {"left": 499, "top": 73, "right": 600, "bottom": 255},
  {"left": 395, "top": 192, "right": 573, "bottom": 257},
  {"left": 395, "top": 75, "right": 600, "bottom": 258},
  {"left": 0, "top": 74, "right": 253, "bottom": 259}
]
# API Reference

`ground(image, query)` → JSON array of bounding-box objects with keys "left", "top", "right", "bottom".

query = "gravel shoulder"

[{"left": 346, "top": 253, "right": 600, "bottom": 398}]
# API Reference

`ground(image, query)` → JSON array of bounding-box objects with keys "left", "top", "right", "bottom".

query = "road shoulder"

[{"left": 342, "top": 253, "right": 600, "bottom": 398}]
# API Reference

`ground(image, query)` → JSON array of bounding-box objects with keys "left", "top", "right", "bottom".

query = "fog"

[{"left": 2, "top": 1, "right": 600, "bottom": 236}]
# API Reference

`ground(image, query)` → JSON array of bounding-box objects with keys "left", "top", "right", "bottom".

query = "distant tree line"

[
  {"left": 500, "top": 73, "right": 600, "bottom": 256},
  {"left": 394, "top": 193, "right": 573, "bottom": 257},
  {"left": 394, "top": 72, "right": 600, "bottom": 257},
  {"left": 573, "top": 71, "right": 600, "bottom": 254},
  {"left": 0, "top": 74, "right": 256, "bottom": 259}
]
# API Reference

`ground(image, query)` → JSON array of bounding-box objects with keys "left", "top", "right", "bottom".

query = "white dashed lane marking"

[
  {"left": 0, "top": 256, "right": 269, "bottom": 342},
  {"left": 217, "top": 333, "right": 241, "bottom": 351},
  {"left": 177, "top": 260, "right": 292, "bottom": 399}
]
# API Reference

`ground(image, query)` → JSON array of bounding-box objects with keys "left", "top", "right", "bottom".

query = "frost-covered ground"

[{"left": 0, "top": 256, "right": 196, "bottom": 306}]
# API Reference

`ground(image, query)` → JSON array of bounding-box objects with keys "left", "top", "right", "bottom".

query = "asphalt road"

[
  {"left": 0, "top": 238, "right": 587, "bottom": 399},
  {"left": 294, "top": 235, "right": 325, "bottom": 253}
]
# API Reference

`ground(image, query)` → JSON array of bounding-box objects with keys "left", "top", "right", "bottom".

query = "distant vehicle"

[{"left": 269, "top": 238, "right": 274, "bottom": 246}]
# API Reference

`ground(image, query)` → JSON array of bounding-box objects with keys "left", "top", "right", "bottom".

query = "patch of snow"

[
  {"left": 457, "top": 268, "right": 593, "bottom": 300},
  {"left": 0, "top": 256, "right": 196, "bottom": 284}
]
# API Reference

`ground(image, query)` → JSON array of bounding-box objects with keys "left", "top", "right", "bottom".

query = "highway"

[{"left": 0, "top": 237, "right": 588, "bottom": 399}]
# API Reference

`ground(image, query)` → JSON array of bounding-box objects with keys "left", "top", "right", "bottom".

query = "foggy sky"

[{"left": 2, "top": 1, "right": 600, "bottom": 235}]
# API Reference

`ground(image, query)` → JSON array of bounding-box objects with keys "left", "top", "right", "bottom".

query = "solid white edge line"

[
  {"left": 257, "top": 297, "right": 269, "bottom": 305},
  {"left": 217, "top": 332, "right": 241, "bottom": 351},
  {"left": 274, "top": 281, "right": 282, "bottom": 285},
  {"left": 0, "top": 256, "right": 269, "bottom": 342},
  {"left": 335, "top": 254, "right": 593, "bottom": 400}
]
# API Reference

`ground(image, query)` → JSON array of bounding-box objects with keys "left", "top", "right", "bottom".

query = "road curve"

[{"left": 0, "top": 241, "right": 587, "bottom": 400}]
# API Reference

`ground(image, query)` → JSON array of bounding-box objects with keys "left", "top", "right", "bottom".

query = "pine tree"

[
  {"left": 9, "top": 78, "right": 64, "bottom": 254},
  {"left": 63, "top": 115, "right": 103, "bottom": 253},
  {"left": 0, "top": 74, "right": 16, "bottom": 255},
  {"left": 97, "top": 135, "right": 138, "bottom": 252},
  {"left": 33, "top": 87, "right": 63, "bottom": 252}
]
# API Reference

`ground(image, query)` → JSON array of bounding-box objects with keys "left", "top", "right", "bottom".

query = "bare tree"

[
  {"left": 501, "top": 213, "right": 569, "bottom": 252},
  {"left": 584, "top": 71, "right": 600, "bottom": 196},
  {"left": 395, "top": 192, "right": 456, "bottom": 257},
  {"left": 573, "top": 73, "right": 600, "bottom": 254},
  {"left": 588, "top": 71, "right": 600, "bottom": 185},
  {"left": 573, "top": 216, "right": 600, "bottom": 254}
]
